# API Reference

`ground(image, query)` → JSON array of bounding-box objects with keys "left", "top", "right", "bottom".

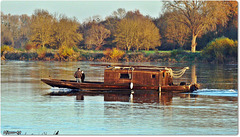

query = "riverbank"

[
  {"left": 2, "top": 49, "right": 237, "bottom": 64},
  {"left": 1, "top": 49, "right": 203, "bottom": 62}
]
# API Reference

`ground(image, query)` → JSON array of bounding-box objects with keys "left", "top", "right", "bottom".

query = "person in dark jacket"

[
  {"left": 74, "top": 68, "right": 82, "bottom": 83},
  {"left": 81, "top": 71, "right": 85, "bottom": 83}
]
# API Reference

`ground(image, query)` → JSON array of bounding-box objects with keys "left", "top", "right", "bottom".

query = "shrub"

[
  {"left": 171, "top": 49, "right": 186, "bottom": 58},
  {"left": 103, "top": 48, "right": 112, "bottom": 57},
  {"left": 202, "top": 37, "right": 238, "bottom": 63},
  {"left": 1, "top": 45, "right": 14, "bottom": 55},
  {"left": 25, "top": 42, "right": 36, "bottom": 51},
  {"left": 104, "top": 48, "right": 125, "bottom": 62},
  {"left": 72, "top": 46, "right": 80, "bottom": 52},
  {"left": 36, "top": 46, "right": 47, "bottom": 59},
  {"left": 58, "top": 46, "right": 75, "bottom": 59}
]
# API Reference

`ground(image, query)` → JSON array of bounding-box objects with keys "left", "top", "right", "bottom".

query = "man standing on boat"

[{"left": 74, "top": 68, "right": 82, "bottom": 83}]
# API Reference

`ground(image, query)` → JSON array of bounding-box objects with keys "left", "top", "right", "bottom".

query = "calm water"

[{"left": 1, "top": 61, "right": 238, "bottom": 135}]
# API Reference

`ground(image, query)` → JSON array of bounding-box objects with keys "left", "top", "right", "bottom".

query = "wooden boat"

[{"left": 41, "top": 64, "right": 199, "bottom": 92}]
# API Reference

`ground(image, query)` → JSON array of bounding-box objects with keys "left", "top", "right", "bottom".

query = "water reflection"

[
  {"left": 74, "top": 90, "right": 238, "bottom": 104},
  {"left": 72, "top": 91, "right": 195, "bottom": 105},
  {"left": 1, "top": 61, "right": 238, "bottom": 135},
  {"left": 191, "top": 64, "right": 197, "bottom": 84}
]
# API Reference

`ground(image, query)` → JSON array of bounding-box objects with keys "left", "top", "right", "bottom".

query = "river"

[{"left": 1, "top": 61, "right": 238, "bottom": 135}]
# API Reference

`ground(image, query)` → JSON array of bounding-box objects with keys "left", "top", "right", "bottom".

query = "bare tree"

[
  {"left": 112, "top": 8, "right": 126, "bottom": 19},
  {"left": 164, "top": 1, "right": 230, "bottom": 52},
  {"left": 85, "top": 24, "right": 111, "bottom": 50},
  {"left": 159, "top": 12, "right": 190, "bottom": 48}
]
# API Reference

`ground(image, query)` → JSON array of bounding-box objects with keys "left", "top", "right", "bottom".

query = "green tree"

[
  {"left": 164, "top": 1, "right": 230, "bottom": 52},
  {"left": 202, "top": 37, "right": 238, "bottom": 63}
]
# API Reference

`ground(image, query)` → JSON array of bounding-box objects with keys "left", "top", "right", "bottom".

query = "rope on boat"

[{"left": 167, "top": 67, "right": 189, "bottom": 79}]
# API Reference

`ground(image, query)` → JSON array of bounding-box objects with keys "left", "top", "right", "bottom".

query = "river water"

[{"left": 1, "top": 61, "right": 238, "bottom": 135}]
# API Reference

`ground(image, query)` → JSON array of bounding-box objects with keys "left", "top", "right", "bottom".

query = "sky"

[{"left": 1, "top": 0, "right": 164, "bottom": 23}]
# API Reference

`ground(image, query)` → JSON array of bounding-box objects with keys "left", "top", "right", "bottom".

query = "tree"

[
  {"left": 114, "top": 18, "right": 136, "bottom": 51},
  {"left": 52, "top": 15, "right": 83, "bottom": 49},
  {"left": 85, "top": 24, "right": 110, "bottom": 50},
  {"left": 30, "top": 9, "right": 55, "bottom": 47},
  {"left": 103, "top": 8, "right": 126, "bottom": 47},
  {"left": 1, "top": 13, "right": 14, "bottom": 46},
  {"left": 18, "top": 14, "right": 31, "bottom": 48},
  {"left": 164, "top": 1, "right": 230, "bottom": 52},
  {"left": 140, "top": 19, "right": 161, "bottom": 50},
  {"left": 158, "top": 12, "right": 190, "bottom": 48},
  {"left": 114, "top": 11, "right": 160, "bottom": 51},
  {"left": 112, "top": 8, "right": 126, "bottom": 19},
  {"left": 1, "top": 12, "right": 31, "bottom": 49},
  {"left": 226, "top": 1, "right": 238, "bottom": 28}
]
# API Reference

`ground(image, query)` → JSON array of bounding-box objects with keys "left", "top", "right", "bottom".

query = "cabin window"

[
  {"left": 120, "top": 73, "right": 131, "bottom": 79},
  {"left": 152, "top": 74, "right": 156, "bottom": 78},
  {"left": 163, "top": 72, "right": 165, "bottom": 78}
]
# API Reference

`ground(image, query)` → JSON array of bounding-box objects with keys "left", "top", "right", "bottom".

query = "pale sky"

[{"left": 1, "top": 0, "right": 164, "bottom": 23}]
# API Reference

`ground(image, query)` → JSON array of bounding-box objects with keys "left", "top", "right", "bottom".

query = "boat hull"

[{"left": 41, "top": 78, "right": 198, "bottom": 92}]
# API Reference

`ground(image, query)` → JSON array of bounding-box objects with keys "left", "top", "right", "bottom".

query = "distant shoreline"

[{"left": 1, "top": 49, "right": 237, "bottom": 64}]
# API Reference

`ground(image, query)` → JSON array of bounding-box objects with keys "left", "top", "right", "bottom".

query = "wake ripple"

[{"left": 192, "top": 89, "right": 238, "bottom": 97}]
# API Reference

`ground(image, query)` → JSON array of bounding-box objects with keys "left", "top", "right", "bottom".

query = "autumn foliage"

[
  {"left": 1, "top": 45, "right": 14, "bottom": 55},
  {"left": 202, "top": 37, "right": 238, "bottom": 63},
  {"left": 104, "top": 48, "right": 125, "bottom": 62},
  {"left": 114, "top": 11, "right": 160, "bottom": 51},
  {"left": 36, "top": 46, "right": 47, "bottom": 59},
  {"left": 58, "top": 46, "right": 75, "bottom": 59},
  {"left": 0, "top": 1, "right": 238, "bottom": 63}
]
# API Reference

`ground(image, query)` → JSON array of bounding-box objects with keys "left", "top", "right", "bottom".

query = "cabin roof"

[
  {"left": 90, "top": 64, "right": 188, "bottom": 71},
  {"left": 105, "top": 66, "right": 167, "bottom": 72},
  {"left": 90, "top": 64, "right": 185, "bottom": 70}
]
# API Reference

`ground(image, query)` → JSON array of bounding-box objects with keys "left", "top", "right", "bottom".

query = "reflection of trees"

[
  {"left": 171, "top": 63, "right": 237, "bottom": 89},
  {"left": 197, "top": 64, "right": 237, "bottom": 89},
  {"left": 191, "top": 65, "right": 197, "bottom": 84}
]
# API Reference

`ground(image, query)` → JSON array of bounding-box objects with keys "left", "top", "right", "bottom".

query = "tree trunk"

[
  {"left": 42, "top": 42, "right": 45, "bottom": 48},
  {"left": 191, "top": 34, "right": 197, "bottom": 53},
  {"left": 95, "top": 44, "right": 102, "bottom": 50},
  {"left": 127, "top": 45, "right": 130, "bottom": 51}
]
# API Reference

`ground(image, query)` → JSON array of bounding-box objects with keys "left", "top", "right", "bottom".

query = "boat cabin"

[{"left": 104, "top": 66, "right": 173, "bottom": 86}]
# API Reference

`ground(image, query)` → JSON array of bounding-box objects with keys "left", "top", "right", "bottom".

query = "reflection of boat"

[
  {"left": 103, "top": 91, "right": 174, "bottom": 104},
  {"left": 41, "top": 64, "right": 199, "bottom": 92}
]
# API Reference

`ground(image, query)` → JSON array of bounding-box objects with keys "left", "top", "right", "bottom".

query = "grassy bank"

[
  {"left": 1, "top": 49, "right": 205, "bottom": 63},
  {"left": 1, "top": 46, "right": 237, "bottom": 64}
]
